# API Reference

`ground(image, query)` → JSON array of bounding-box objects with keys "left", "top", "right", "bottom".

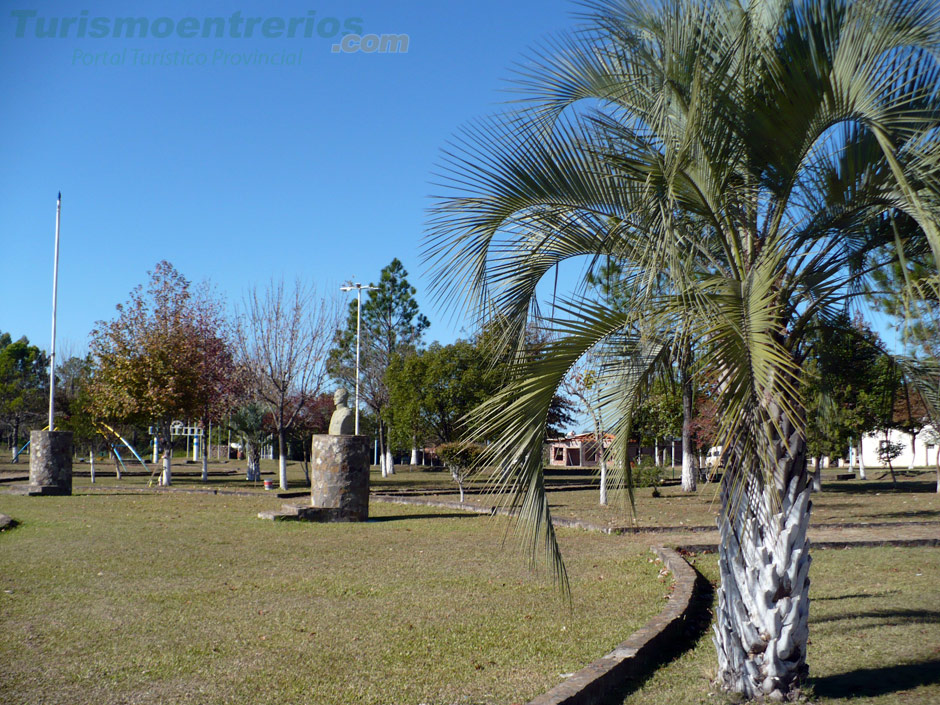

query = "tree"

[
  {"left": 190, "top": 283, "right": 239, "bottom": 482},
  {"left": 329, "top": 259, "right": 430, "bottom": 476},
  {"left": 562, "top": 358, "right": 611, "bottom": 503},
  {"left": 387, "top": 339, "right": 502, "bottom": 451},
  {"left": 436, "top": 441, "right": 484, "bottom": 502},
  {"left": 228, "top": 403, "right": 268, "bottom": 482},
  {"left": 88, "top": 262, "right": 232, "bottom": 485},
  {"left": 425, "top": 1, "right": 940, "bottom": 699},
  {"left": 0, "top": 333, "right": 48, "bottom": 462},
  {"left": 238, "top": 279, "right": 339, "bottom": 491}
]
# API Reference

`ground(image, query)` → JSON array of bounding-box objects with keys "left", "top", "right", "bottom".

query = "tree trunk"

[
  {"left": 713, "top": 405, "right": 811, "bottom": 701},
  {"left": 161, "top": 451, "right": 172, "bottom": 486},
  {"left": 201, "top": 423, "right": 209, "bottom": 482},
  {"left": 908, "top": 431, "right": 917, "bottom": 470},
  {"left": 246, "top": 440, "right": 261, "bottom": 482},
  {"left": 11, "top": 417, "right": 19, "bottom": 463},
  {"left": 385, "top": 449, "right": 395, "bottom": 475},
  {"left": 410, "top": 443, "right": 418, "bottom": 466},
  {"left": 681, "top": 357, "right": 696, "bottom": 492},
  {"left": 654, "top": 438, "right": 660, "bottom": 466},
  {"left": 277, "top": 428, "right": 288, "bottom": 490},
  {"left": 90, "top": 450, "right": 96, "bottom": 484},
  {"left": 858, "top": 441, "right": 866, "bottom": 479},
  {"left": 812, "top": 457, "right": 822, "bottom": 492},
  {"left": 378, "top": 423, "right": 388, "bottom": 477}
]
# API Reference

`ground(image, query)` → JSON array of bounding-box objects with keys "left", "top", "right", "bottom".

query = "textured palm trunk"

[{"left": 713, "top": 404, "right": 811, "bottom": 701}]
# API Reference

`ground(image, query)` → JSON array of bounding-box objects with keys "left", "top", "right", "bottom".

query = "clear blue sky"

[{"left": 1, "top": 0, "right": 581, "bottom": 355}]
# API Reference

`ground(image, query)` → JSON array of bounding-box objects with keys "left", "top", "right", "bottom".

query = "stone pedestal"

[
  {"left": 310, "top": 435, "right": 369, "bottom": 521},
  {"left": 28, "top": 430, "right": 73, "bottom": 496}
]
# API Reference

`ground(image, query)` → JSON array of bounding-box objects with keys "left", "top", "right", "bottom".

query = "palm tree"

[{"left": 426, "top": 0, "right": 940, "bottom": 699}]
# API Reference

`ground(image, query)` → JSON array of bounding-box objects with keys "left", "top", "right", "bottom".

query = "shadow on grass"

[
  {"left": 813, "top": 608, "right": 940, "bottom": 625},
  {"left": 823, "top": 480, "right": 936, "bottom": 494},
  {"left": 812, "top": 659, "right": 940, "bottom": 698},
  {"left": 870, "top": 509, "right": 940, "bottom": 520},
  {"left": 814, "top": 591, "right": 898, "bottom": 601},
  {"left": 597, "top": 567, "right": 716, "bottom": 703},
  {"left": 368, "top": 512, "right": 482, "bottom": 523}
]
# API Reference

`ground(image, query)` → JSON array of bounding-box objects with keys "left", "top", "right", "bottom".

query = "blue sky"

[{"left": 1, "top": 0, "right": 581, "bottom": 355}]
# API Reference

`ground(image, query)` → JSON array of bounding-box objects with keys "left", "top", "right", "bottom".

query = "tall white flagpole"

[
  {"left": 48, "top": 192, "right": 62, "bottom": 430},
  {"left": 341, "top": 282, "right": 378, "bottom": 435}
]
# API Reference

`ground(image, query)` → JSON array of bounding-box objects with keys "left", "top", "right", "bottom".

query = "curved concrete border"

[{"left": 525, "top": 546, "right": 697, "bottom": 705}]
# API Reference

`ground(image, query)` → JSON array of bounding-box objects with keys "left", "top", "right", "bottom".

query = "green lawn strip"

[
  {"left": 443, "top": 473, "right": 939, "bottom": 530},
  {"left": 621, "top": 547, "right": 940, "bottom": 705},
  {"left": 0, "top": 491, "right": 668, "bottom": 705}
]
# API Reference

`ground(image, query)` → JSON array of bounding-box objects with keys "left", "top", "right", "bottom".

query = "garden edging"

[{"left": 524, "top": 545, "right": 697, "bottom": 705}]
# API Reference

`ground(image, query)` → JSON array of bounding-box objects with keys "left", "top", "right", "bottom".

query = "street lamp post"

[{"left": 340, "top": 282, "right": 378, "bottom": 435}]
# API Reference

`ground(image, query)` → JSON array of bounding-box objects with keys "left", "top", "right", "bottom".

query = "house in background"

[
  {"left": 853, "top": 425, "right": 938, "bottom": 469},
  {"left": 547, "top": 432, "right": 682, "bottom": 467},
  {"left": 548, "top": 432, "right": 613, "bottom": 467}
]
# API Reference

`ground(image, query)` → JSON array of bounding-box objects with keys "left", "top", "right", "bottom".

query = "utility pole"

[{"left": 340, "top": 282, "right": 378, "bottom": 434}]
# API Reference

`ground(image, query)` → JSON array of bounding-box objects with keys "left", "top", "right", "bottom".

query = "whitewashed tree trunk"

[
  {"left": 654, "top": 438, "right": 660, "bottom": 466},
  {"left": 89, "top": 450, "right": 95, "bottom": 484},
  {"left": 812, "top": 457, "right": 822, "bottom": 492},
  {"left": 161, "top": 452, "right": 172, "bottom": 486},
  {"left": 385, "top": 450, "right": 395, "bottom": 475},
  {"left": 858, "top": 441, "right": 867, "bottom": 479},
  {"left": 410, "top": 445, "right": 418, "bottom": 466},
  {"left": 908, "top": 433, "right": 917, "bottom": 470},
  {"left": 679, "top": 342, "right": 697, "bottom": 492},
  {"left": 245, "top": 440, "right": 261, "bottom": 482},
  {"left": 277, "top": 429, "right": 288, "bottom": 490}
]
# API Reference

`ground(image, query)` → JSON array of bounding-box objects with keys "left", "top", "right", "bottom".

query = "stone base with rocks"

[{"left": 259, "top": 434, "right": 369, "bottom": 523}]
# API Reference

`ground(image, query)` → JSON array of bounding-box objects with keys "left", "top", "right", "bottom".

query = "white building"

[{"left": 853, "top": 425, "right": 938, "bottom": 469}]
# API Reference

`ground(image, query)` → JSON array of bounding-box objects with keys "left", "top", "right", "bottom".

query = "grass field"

[
  {"left": 621, "top": 547, "right": 940, "bottom": 705},
  {"left": 2, "top": 457, "right": 938, "bottom": 704},
  {"left": 0, "top": 489, "right": 668, "bottom": 705}
]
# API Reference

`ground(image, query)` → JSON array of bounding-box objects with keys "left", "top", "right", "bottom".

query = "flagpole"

[
  {"left": 340, "top": 282, "right": 378, "bottom": 435},
  {"left": 48, "top": 192, "right": 61, "bottom": 430}
]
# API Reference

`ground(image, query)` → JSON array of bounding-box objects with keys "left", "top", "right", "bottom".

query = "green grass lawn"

[
  {"left": 621, "top": 547, "right": 940, "bottom": 705},
  {"left": 0, "top": 490, "right": 668, "bottom": 705}
]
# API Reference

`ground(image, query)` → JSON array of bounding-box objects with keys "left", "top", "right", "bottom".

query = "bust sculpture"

[{"left": 328, "top": 387, "right": 356, "bottom": 435}]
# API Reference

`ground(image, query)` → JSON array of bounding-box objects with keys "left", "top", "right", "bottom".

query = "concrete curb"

[{"left": 525, "top": 546, "right": 697, "bottom": 705}]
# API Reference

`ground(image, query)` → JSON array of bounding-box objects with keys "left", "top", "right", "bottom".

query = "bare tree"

[{"left": 238, "top": 279, "right": 340, "bottom": 490}]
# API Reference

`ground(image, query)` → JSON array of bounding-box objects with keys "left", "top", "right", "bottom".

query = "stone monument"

[
  {"left": 308, "top": 387, "right": 369, "bottom": 521},
  {"left": 27, "top": 430, "right": 73, "bottom": 495}
]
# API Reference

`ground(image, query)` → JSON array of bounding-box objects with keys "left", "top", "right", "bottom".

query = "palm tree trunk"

[{"left": 713, "top": 405, "right": 811, "bottom": 700}]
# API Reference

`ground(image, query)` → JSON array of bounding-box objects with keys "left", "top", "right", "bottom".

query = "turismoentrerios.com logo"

[{"left": 9, "top": 9, "right": 409, "bottom": 54}]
